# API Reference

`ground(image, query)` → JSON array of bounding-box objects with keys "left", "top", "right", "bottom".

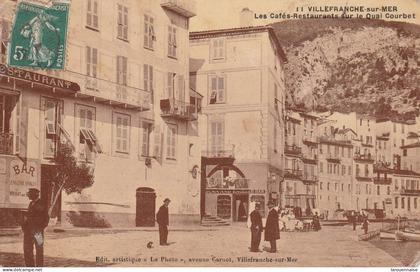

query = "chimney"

[{"left": 239, "top": 7, "right": 254, "bottom": 27}]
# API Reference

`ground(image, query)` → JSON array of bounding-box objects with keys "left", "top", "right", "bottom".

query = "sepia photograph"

[{"left": 0, "top": 0, "right": 419, "bottom": 269}]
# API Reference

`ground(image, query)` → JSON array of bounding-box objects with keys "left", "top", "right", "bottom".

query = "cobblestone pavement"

[{"left": 0, "top": 223, "right": 405, "bottom": 267}]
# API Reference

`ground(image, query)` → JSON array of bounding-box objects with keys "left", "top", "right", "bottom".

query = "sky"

[{"left": 190, "top": 0, "right": 420, "bottom": 31}]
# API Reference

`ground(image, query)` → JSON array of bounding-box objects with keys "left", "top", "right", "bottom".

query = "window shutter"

[
  {"left": 87, "top": 0, "right": 92, "bottom": 26},
  {"left": 86, "top": 47, "right": 91, "bottom": 76},
  {"left": 92, "top": 48, "right": 97, "bottom": 77},
  {"left": 117, "top": 5, "right": 123, "bottom": 37},
  {"left": 144, "top": 16, "right": 149, "bottom": 47},
  {"left": 143, "top": 64, "right": 148, "bottom": 91},
  {"left": 93, "top": 1, "right": 98, "bottom": 28},
  {"left": 148, "top": 66, "right": 154, "bottom": 102},
  {"left": 178, "top": 75, "right": 184, "bottom": 102},
  {"left": 123, "top": 7, "right": 128, "bottom": 39},
  {"left": 116, "top": 56, "right": 121, "bottom": 83},
  {"left": 122, "top": 57, "right": 127, "bottom": 85}
]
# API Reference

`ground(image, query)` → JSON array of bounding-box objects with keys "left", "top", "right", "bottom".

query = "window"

[
  {"left": 395, "top": 197, "right": 399, "bottom": 209},
  {"left": 210, "top": 120, "right": 224, "bottom": 154},
  {"left": 341, "top": 183, "right": 344, "bottom": 192},
  {"left": 335, "top": 183, "right": 338, "bottom": 192},
  {"left": 86, "top": 0, "right": 99, "bottom": 30},
  {"left": 143, "top": 64, "right": 153, "bottom": 101},
  {"left": 42, "top": 97, "right": 62, "bottom": 158},
  {"left": 348, "top": 166, "right": 352, "bottom": 175},
  {"left": 166, "top": 124, "right": 177, "bottom": 159},
  {"left": 116, "top": 56, "right": 127, "bottom": 85},
  {"left": 319, "top": 144, "right": 323, "bottom": 154},
  {"left": 168, "top": 25, "right": 177, "bottom": 58},
  {"left": 211, "top": 39, "right": 225, "bottom": 60},
  {"left": 348, "top": 184, "right": 351, "bottom": 192},
  {"left": 401, "top": 197, "right": 405, "bottom": 209},
  {"left": 140, "top": 121, "right": 152, "bottom": 157},
  {"left": 377, "top": 185, "right": 380, "bottom": 195},
  {"left": 117, "top": 4, "right": 128, "bottom": 40},
  {"left": 402, "top": 124, "right": 405, "bottom": 133},
  {"left": 273, "top": 124, "right": 277, "bottom": 153},
  {"left": 144, "top": 15, "right": 155, "bottom": 49},
  {"left": 209, "top": 75, "right": 225, "bottom": 104},
  {"left": 342, "top": 165, "right": 346, "bottom": 175},
  {"left": 152, "top": 124, "right": 163, "bottom": 160},
  {"left": 387, "top": 186, "right": 390, "bottom": 195},
  {"left": 86, "top": 46, "right": 98, "bottom": 77},
  {"left": 113, "top": 113, "right": 130, "bottom": 154},
  {"left": 319, "top": 162, "right": 323, "bottom": 173},
  {"left": 364, "top": 164, "right": 369, "bottom": 177},
  {"left": 320, "top": 182, "right": 323, "bottom": 190},
  {"left": 415, "top": 198, "right": 418, "bottom": 209},
  {"left": 327, "top": 182, "right": 330, "bottom": 191},
  {"left": 77, "top": 105, "right": 99, "bottom": 162}
]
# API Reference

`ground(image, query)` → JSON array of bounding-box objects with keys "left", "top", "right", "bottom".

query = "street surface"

[{"left": 0, "top": 223, "right": 408, "bottom": 267}]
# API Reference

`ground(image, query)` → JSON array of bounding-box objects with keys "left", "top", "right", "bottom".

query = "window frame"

[
  {"left": 210, "top": 38, "right": 225, "bottom": 61},
  {"left": 86, "top": 0, "right": 99, "bottom": 31},
  {"left": 167, "top": 25, "right": 177, "bottom": 59},
  {"left": 209, "top": 74, "right": 226, "bottom": 104},
  {"left": 113, "top": 112, "right": 131, "bottom": 154},
  {"left": 144, "top": 14, "right": 155, "bottom": 50},
  {"left": 117, "top": 4, "right": 129, "bottom": 41},
  {"left": 166, "top": 123, "right": 177, "bottom": 160}
]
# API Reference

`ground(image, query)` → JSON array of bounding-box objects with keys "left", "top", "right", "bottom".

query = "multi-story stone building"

[
  {"left": 190, "top": 20, "right": 287, "bottom": 220},
  {"left": 283, "top": 109, "right": 318, "bottom": 216},
  {"left": 0, "top": 0, "right": 201, "bottom": 227}
]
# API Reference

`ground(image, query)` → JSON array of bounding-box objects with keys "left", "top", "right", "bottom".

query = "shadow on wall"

[{"left": 65, "top": 193, "right": 111, "bottom": 228}]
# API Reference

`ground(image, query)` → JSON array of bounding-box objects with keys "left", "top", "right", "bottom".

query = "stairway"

[{"left": 201, "top": 214, "right": 230, "bottom": 227}]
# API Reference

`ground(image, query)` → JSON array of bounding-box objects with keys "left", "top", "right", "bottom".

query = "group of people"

[
  {"left": 249, "top": 201, "right": 280, "bottom": 253},
  {"left": 348, "top": 211, "right": 370, "bottom": 234}
]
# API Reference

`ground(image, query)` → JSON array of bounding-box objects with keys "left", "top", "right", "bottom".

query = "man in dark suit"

[
  {"left": 250, "top": 203, "right": 263, "bottom": 252},
  {"left": 264, "top": 201, "right": 280, "bottom": 253},
  {"left": 156, "top": 198, "right": 170, "bottom": 246},
  {"left": 21, "top": 188, "right": 49, "bottom": 267}
]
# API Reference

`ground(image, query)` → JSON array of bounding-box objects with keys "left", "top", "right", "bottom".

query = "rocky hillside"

[{"left": 271, "top": 19, "right": 420, "bottom": 121}]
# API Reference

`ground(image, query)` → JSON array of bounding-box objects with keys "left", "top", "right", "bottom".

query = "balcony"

[
  {"left": 373, "top": 177, "right": 392, "bottom": 185},
  {"left": 0, "top": 133, "right": 13, "bottom": 155},
  {"left": 400, "top": 189, "right": 420, "bottom": 196},
  {"left": 326, "top": 153, "right": 340, "bottom": 163},
  {"left": 284, "top": 169, "right": 303, "bottom": 180},
  {"left": 62, "top": 71, "right": 151, "bottom": 111},
  {"left": 302, "top": 136, "right": 318, "bottom": 146},
  {"left": 206, "top": 178, "right": 249, "bottom": 190},
  {"left": 161, "top": 0, "right": 196, "bottom": 18},
  {"left": 354, "top": 153, "right": 374, "bottom": 163},
  {"left": 355, "top": 174, "right": 372, "bottom": 182},
  {"left": 160, "top": 98, "right": 198, "bottom": 121},
  {"left": 301, "top": 175, "right": 318, "bottom": 184},
  {"left": 302, "top": 154, "right": 317, "bottom": 164},
  {"left": 284, "top": 144, "right": 302, "bottom": 157},
  {"left": 202, "top": 148, "right": 235, "bottom": 165}
]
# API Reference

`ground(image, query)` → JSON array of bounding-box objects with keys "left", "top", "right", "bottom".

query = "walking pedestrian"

[
  {"left": 264, "top": 201, "right": 280, "bottom": 253},
  {"left": 156, "top": 198, "right": 170, "bottom": 246},
  {"left": 21, "top": 188, "right": 49, "bottom": 267},
  {"left": 352, "top": 211, "right": 357, "bottom": 231},
  {"left": 249, "top": 202, "right": 263, "bottom": 252},
  {"left": 362, "top": 216, "right": 369, "bottom": 234}
]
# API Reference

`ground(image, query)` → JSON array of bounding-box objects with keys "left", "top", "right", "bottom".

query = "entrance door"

[{"left": 233, "top": 194, "right": 248, "bottom": 222}]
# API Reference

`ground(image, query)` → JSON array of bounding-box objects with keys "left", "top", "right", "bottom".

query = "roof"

[
  {"left": 400, "top": 142, "right": 420, "bottom": 149},
  {"left": 190, "top": 25, "right": 287, "bottom": 62},
  {"left": 336, "top": 128, "right": 356, "bottom": 136},
  {"left": 393, "top": 169, "right": 420, "bottom": 177}
]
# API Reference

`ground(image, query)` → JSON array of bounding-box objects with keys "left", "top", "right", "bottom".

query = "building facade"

[
  {"left": 0, "top": 0, "right": 201, "bottom": 227},
  {"left": 190, "top": 24, "right": 287, "bottom": 220}
]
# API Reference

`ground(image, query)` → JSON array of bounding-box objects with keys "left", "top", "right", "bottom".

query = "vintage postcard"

[{"left": 0, "top": 0, "right": 419, "bottom": 269}]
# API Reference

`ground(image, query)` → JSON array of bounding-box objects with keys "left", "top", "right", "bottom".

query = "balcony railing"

[
  {"left": 302, "top": 175, "right": 318, "bottom": 183},
  {"left": 302, "top": 136, "right": 318, "bottom": 145},
  {"left": 326, "top": 153, "right": 341, "bottom": 162},
  {"left": 400, "top": 189, "right": 420, "bottom": 196},
  {"left": 160, "top": 98, "right": 198, "bottom": 121},
  {"left": 206, "top": 178, "right": 249, "bottom": 189},
  {"left": 373, "top": 177, "right": 392, "bottom": 185},
  {"left": 0, "top": 132, "right": 13, "bottom": 155},
  {"left": 355, "top": 174, "right": 372, "bottom": 182},
  {"left": 302, "top": 154, "right": 317, "bottom": 164},
  {"left": 284, "top": 144, "right": 302, "bottom": 156},
  {"left": 202, "top": 149, "right": 235, "bottom": 159},
  {"left": 161, "top": 0, "right": 196, "bottom": 17},
  {"left": 61, "top": 71, "right": 151, "bottom": 111},
  {"left": 354, "top": 153, "right": 374, "bottom": 163},
  {"left": 284, "top": 169, "right": 303, "bottom": 180}
]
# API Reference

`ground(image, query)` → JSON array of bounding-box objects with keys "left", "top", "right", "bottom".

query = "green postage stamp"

[{"left": 8, "top": 1, "right": 69, "bottom": 70}]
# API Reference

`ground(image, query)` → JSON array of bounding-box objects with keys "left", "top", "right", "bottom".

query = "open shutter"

[
  {"left": 117, "top": 5, "right": 123, "bottom": 38},
  {"left": 123, "top": 7, "right": 128, "bottom": 39},
  {"left": 178, "top": 75, "right": 185, "bottom": 102},
  {"left": 87, "top": 0, "right": 92, "bottom": 27},
  {"left": 149, "top": 66, "right": 154, "bottom": 102}
]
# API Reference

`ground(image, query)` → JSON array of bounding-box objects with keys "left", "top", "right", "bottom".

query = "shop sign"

[{"left": 9, "top": 159, "right": 39, "bottom": 205}]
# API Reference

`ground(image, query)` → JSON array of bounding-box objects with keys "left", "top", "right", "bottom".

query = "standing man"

[
  {"left": 21, "top": 188, "right": 49, "bottom": 267},
  {"left": 156, "top": 198, "right": 170, "bottom": 246},
  {"left": 264, "top": 201, "right": 280, "bottom": 253},
  {"left": 249, "top": 202, "right": 263, "bottom": 252}
]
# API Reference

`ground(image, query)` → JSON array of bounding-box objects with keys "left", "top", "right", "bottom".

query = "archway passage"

[{"left": 206, "top": 164, "right": 245, "bottom": 178}]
